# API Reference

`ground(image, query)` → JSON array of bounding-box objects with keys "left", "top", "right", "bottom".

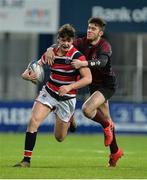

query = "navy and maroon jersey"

[
  {"left": 40, "top": 45, "right": 86, "bottom": 101},
  {"left": 73, "top": 37, "right": 117, "bottom": 90}
]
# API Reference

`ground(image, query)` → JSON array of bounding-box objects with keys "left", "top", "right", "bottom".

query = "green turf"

[{"left": 0, "top": 133, "right": 147, "bottom": 179}]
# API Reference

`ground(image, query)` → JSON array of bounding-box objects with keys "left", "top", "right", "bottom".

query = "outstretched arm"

[
  {"left": 71, "top": 54, "right": 108, "bottom": 69},
  {"left": 71, "top": 55, "right": 108, "bottom": 69},
  {"left": 87, "top": 55, "right": 108, "bottom": 68}
]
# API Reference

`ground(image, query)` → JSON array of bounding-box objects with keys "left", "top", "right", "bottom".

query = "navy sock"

[{"left": 23, "top": 132, "right": 37, "bottom": 162}]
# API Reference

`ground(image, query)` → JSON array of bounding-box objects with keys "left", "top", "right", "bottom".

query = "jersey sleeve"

[
  {"left": 78, "top": 54, "right": 86, "bottom": 61},
  {"left": 40, "top": 52, "right": 47, "bottom": 64},
  {"left": 100, "top": 41, "right": 112, "bottom": 57},
  {"left": 72, "top": 51, "right": 86, "bottom": 62}
]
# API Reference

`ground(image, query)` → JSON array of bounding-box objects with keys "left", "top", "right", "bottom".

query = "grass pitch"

[{"left": 0, "top": 133, "right": 147, "bottom": 179}]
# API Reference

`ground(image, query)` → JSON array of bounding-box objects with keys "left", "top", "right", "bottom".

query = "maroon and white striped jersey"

[{"left": 40, "top": 45, "right": 86, "bottom": 101}]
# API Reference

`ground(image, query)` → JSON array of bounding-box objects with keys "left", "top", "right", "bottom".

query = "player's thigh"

[
  {"left": 54, "top": 115, "right": 69, "bottom": 141},
  {"left": 31, "top": 101, "right": 52, "bottom": 123},
  {"left": 98, "top": 101, "right": 111, "bottom": 119},
  {"left": 83, "top": 91, "right": 105, "bottom": 111}
]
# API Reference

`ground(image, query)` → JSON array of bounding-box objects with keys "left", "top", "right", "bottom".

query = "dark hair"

[
  {"left": 88, "top": 17, "right": 106, "bottom": 31},
  {"left": 58, "top": 24, "right": 75, "bottom": 39}
]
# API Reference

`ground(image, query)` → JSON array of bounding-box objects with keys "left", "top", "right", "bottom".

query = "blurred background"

[{"left": 0, "top": 0, "right": 147, "bottom": 134}]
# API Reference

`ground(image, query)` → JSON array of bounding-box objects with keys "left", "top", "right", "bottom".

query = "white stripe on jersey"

[
  {"left": 50, "top": 76, "right": 75, "bottom": 84},
  {"left": 51, "top": 67, "right": 76, "bottom": 73},
  {"left": 54, "top": 56, "right": 72, "bottom": 60}
]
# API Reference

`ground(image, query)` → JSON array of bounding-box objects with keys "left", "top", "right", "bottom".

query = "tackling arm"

[
  {"left": 88, "top": 54, "right": 108, "bottom": 68},
  {"left": 71, "top": 54, "right": 108, "bottom": 69}
]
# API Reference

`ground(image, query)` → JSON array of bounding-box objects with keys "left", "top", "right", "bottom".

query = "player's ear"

[{"left": 99, "top": 31, "right": 103, "bottom": 36}]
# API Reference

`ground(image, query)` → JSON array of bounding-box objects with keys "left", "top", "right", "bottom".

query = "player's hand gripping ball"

[{"left": 27, "top": 60, "right": 44, "bottom": 84}]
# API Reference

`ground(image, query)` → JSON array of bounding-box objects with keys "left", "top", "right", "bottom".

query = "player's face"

[
  {"left": 58, "top": 37, "right": 73, "bottom": 53},
  {"left": 87, "top": 23, "right": 103, "bottom": 42}
]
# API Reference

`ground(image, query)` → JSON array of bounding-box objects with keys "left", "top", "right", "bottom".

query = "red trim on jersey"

[
  {"left": 51, "top": 64, "right": 73, "bottom": 71},
  {"left": 51, "top": 73, "right": 76, "bottom": 82},
  {"left": 65, "top": 45, "right": 77, "bottom": 57},
  {"left": 78, "top": 55, "right": 86, "bottom": 61},
  {"left": 48, "top": 83, "right": 59, "bottom": 91}
]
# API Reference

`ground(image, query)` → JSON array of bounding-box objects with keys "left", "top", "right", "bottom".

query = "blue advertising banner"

[
  {"left": 60, "top": 0, "right": 147, "bottom": 32},
  {"left": 0, "top": 101, "right": 147, "bottom": 134}
]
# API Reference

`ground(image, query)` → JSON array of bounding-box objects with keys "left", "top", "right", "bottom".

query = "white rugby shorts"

[{"left": 36, "top": 87, "right": 76, "bottom": 122}]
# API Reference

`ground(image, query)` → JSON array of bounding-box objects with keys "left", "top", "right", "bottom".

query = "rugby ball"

[{"left": 27, "top": 60, "right": 44, "bottom": 84}]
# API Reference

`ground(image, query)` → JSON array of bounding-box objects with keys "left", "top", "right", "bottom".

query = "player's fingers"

[
  {"left": 29, "top": 70, "right": 35, "bottom": 76},
  {"left": 29, "top": 72, "right": 38, "bottom": 79},
  {"left": 21, "top": 69, "right": 36, "bottom": 81},
  {"left": 46, "top": 50, "right": 54, "bottom": 60},
  {"left": 48, "top": 58, "right": 54, "bottom": 66},
  {"left": 21, "top": 75, "right": 29, "bottom": 81},
  {"left": 21, "top": 70, "right": 29, "bottom": 80},
  {"left": 58, "top": 87, "right": 64, "bottom": 96},
  {"left": 71, "top": 62, "right": 79, "bottom": 69},
  {"left": 72, "top": 59, "right": 76, "bottom": 63},
  {"left": 58, "top": 91, "right": 62, "bottom": 96}
]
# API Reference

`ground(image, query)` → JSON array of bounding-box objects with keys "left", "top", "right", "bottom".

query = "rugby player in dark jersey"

[{"left": 44, "top": 17, "right": 123, "bottom": 167}]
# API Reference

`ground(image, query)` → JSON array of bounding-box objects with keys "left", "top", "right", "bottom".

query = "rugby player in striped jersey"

[{"left": 14, "top": 24, "right": 92, "bottom": 167}]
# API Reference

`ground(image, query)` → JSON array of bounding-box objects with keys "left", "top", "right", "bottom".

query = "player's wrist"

[
  {"left": 88, "top": 60, "right": 101, "bottom": 67},
  {"left": 83, "top": 61, "right": 88, "bottom": 67},
  {"left": 68, "top": 84, "right": 74, "bottom": 91}
]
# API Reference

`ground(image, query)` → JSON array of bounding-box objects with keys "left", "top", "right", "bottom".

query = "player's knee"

[{"left": 82, "top": 104, "right": 91, "bottom": 118}]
